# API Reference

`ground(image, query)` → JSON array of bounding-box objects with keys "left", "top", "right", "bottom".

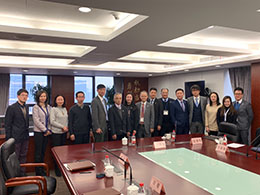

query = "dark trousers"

[
  {"left": 137, "top": 124, "right": 146, "bottom": 138},
  {"left": 190, "top": 122, "right": 204, "bottom": 134},
  {"left": 51, "top": 133, "right": 66, "bottom": 176},
  {"left": 239, "top": 130, "right": 249, "bottom": 145},
  {"left": 161, "top": 122, "right": 174, "bottom": 135},
  {"left": 15, "top": 140, "right": 29, "bottom": 176},
  {"left": 176, "top": 125, "right": 189, "bottom": 135},
  {"left": 34, "top": 132, "right": 48, "bottom": 176},
  {"left": 209, "top": 131, "right": 218, "bottom": 136},
  {"left": 74, "top": 133, "right": 90, "bottom": 144}
]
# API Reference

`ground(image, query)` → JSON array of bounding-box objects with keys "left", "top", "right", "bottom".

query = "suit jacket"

[
  {"left": 108, "top": 104, "right": 128, "bottom": 136},
  {"left": 187, "top": 96, "right": 207, "bottom": 126},
  {"left": 136, "top": 101, "right": 154, "bottom": 137},
  {"left": 91, "top": 96, "right": 108, "bottom": 132},
  {"left": 148, "top": 98, "right": 163, "bottom": 128},
  {"left": 170, "top": 99, "right": 189, "bottom": 128},
  {"left": 159, "top": 97, "right": 175, "bottom": 125},
  {"left": 32, "top": 104, "right": 52, "bottom": 133},
  {"left": 233, "top": 100, "right": 254, "bottom": 131},
  {"left": 5, "top": 102, "right": 29, "bottom": 143}
]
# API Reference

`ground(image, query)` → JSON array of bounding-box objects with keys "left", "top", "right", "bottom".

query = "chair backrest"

[
  {"left": 0, "top": 169, "right": 7, "bottom": 195},
  {"left": 0, "top": 138, "right": 21, "bottom": 179},
  {"left": 218, "top": 122, "right": 239, "bottom": 142}
]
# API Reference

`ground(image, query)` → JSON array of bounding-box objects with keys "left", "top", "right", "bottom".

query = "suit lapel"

[
  {"left": 114, "top": 105, "right": 122, "bottom": 119},
  {"left": 97, "top": 96, "right": 106, "bottom": 114},
  {"left": 16, "top": 102, "right": 26, "bottom": 123}
]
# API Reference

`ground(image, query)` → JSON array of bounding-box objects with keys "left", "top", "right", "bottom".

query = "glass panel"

[
  {"left": 74, "top": 77, "right": 93, "bottom": 103},
  {"left": 95, "top": 76, "right": 114, "bottom": 96},
  {"left": 9, "top": 74, "right": 23, "bottom": 105},
  {"left": 25, "top": 75, "right": 48, "bottom": 104},
  {"left": 139, "top": 148, "right": 260, "bottom": 195}
]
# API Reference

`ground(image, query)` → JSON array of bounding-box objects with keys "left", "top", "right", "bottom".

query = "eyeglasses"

[{"left": 234, "top": 93, "right": 242, "bottom": 95}]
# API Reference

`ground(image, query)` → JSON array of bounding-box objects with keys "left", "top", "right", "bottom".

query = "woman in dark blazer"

[
  {"left": 123, "top": 93, "right": 138, "bottom": 136},
  {"left": 217, "top": 96, "right": 237, "bottom": 127}
]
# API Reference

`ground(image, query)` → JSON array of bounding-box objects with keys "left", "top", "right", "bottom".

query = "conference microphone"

[
  {"left": 246, "top": 133, "right": 260, "bottom": 157},
  {"left": 102, "top": 147, "right": 133, "bottom": 185}
]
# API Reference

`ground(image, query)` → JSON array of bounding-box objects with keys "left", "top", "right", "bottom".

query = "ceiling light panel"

[
  {"left": 0, "top": 0, "right": 148, "bottom": 41},
  {"left": 0, "top": 39, "right": 96, "bottom": 57}
]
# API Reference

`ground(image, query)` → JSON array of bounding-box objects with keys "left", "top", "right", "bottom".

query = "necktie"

[
  {"left": 102, "top": 99, "right": 108, "bottom": 120},
  {"left": 140, "top": 103, "right": 145, "bottom": 124},
  {"left": 195, "top": 97, "right": 199, "bottom": 107},
  {"left": 180, "top": 101, "right": 185, "bottom": 112},
  {"left": 234, "top": 102, "right": 240, "bottom": 111}
]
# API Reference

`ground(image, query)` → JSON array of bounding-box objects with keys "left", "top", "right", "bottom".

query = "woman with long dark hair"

[
  {"left": 50, "top": 95, "right": 68, "bottom": 176},
  {"left": 123, "top": 93, "right": 138, "bottom": 136},
  {"left": 32, "top": 90, "right": 52, "bottom": 176},
  {"left": 205, "top": 92, "right": 222, "bottom": 136},
  {"left": 217, "top": 96, "right": 237, "bottom": 127}
]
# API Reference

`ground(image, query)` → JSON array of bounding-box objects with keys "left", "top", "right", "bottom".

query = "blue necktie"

[
  {"left": 195, "top": 97, "right": 199, "bottom": 107},
  {"left": 102, "top": 99, "right": 108, "bottom": 120},
  {"left": 234, "top": 102, "right": 240, "bottom": 111}
]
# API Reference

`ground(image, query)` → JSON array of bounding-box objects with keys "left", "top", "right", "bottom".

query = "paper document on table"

[{"left": 227, "top": 143, "right": 245, "bottom": 148}]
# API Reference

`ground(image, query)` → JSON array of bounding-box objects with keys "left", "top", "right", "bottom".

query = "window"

[
  {"left": 9, "top": 74, "right": 23, "bottom": 105},
  {"left": 25, "top": 75, "right": 48, "bottom": 104},
  {"left": 74, "top": 77, "right": 93, "bottom": 103},
  {"left": 95, "top": 76, "right": 114, "bottom": 96}
]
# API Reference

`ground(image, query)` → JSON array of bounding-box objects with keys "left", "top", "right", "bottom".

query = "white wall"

[{"left": 149, "top": 69, "right": 230, "bottom": 100}]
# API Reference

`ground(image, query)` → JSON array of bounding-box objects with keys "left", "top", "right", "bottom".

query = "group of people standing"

[{"left": 4, "top": 83, "right": 254, "bottom": 177}]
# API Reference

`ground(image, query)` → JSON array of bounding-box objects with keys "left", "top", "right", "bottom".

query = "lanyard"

[
  {"left": 39, "top": 105, "right": 49, "bottom": 131},
  {"left": 224, "top": 108, "right": 230, "bottom": 122}
]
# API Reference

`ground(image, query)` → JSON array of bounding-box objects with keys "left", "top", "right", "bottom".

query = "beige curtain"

[
  {"left": 229, "top": 66, "right": 251, "bottom": 102},
  {"left": 0, "top": 74, "right": 10, "bottom": 115}
]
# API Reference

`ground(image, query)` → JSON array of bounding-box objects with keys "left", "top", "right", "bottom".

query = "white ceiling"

[{"left": 0, "top": 0, "right": 260, "bottom": 76}]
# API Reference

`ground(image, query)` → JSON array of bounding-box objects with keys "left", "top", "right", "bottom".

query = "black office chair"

[
  {"left": 0, "top": 138, "right": 56, "bottom": 195},
  {"left": 0, "top": 167, "right": 43, "bottom": 195},
  {"left": 218, "top": 122, "right": 239, "bottom": 142}
]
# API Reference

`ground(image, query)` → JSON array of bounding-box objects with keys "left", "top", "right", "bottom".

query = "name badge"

[
  {"left": 163, "top": 110, "right": 168, "bottom": 115},
  {"left": 140, "top": 117, "right": 144, "bottom": 122}
]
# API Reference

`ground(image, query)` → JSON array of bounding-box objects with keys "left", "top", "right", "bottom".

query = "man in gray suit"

[
  {"left": 136, "top": 91, "right": 154, "bottom": 138},
  {"left": 233, "top": 87, "right": 254, "bottom": 145},
  {"left": 91, "top": 84, "right": 108, "bottom": 142},
  {"left": 187, "top": 85, "right": 207, "bottom": 134}
]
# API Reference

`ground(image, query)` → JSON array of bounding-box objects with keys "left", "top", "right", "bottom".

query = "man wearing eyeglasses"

[{"left": 233, "top": 87, "right": 254, "bottom": 145}]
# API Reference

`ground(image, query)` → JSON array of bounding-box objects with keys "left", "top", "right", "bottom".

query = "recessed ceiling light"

[
  {"left": 184, "top": 69, "right": 189, "bottom": 72},
  {"left": 23, "top": 69, "right": 28, "bottom": 72},
  {"left": 148, "top": 74, "right": 153, "bottom": 77},
  {"left": 215, "top": 65, "right": 221, "bottom": 68},
  {"left": 257, "top": 9, "right": 260, "bottom": 12},
  {"left": 78, "top": 7, "right": 91, "bottom": 13},
  {"left": 207, "top": 26, "right": 214, "bottom": 29},
  {"left": 116, "top": 73, "right": 121, "bottom": 76},
  {"left": 73, "top": 71, "right": 78, "bottom": 74}
]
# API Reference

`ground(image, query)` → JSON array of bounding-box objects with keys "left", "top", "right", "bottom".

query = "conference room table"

[{"left": 51, "top": 135, "right": 260, "bottom": 195}]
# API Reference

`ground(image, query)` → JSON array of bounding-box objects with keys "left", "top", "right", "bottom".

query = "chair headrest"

[
  {"left": 1, "top": 138, "right": 16, "bottom": 161},
  {"left": 219, "top": 122, "right": 237, "bottom": 135}
]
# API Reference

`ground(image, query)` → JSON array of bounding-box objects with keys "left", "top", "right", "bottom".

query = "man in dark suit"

[
  {"left": 233, "top": 87, "right": 254, "bottom": 145},
  {"left": 136, "top": 91, "right": 154, "bottom": 138},
  {"left": 5, "top": 89, "right": 29, "bottom": 175},
  {"left": 187, "top": 85, "right": 207, "bottom": 134},
  {"left": 160, "top": 88, "right": 175, "bottom": 135},
  {"left": 148, "top": 88, "right": 163, "bottom": 137},
  {"left": 170, "top": 88, "right": 189, "bottom": 134},
  {"left": 109, "top": 93, "right": 128, "bottom": 140},
  {"left": 91, "top": 84, "right": 108, "bottom": 142}
]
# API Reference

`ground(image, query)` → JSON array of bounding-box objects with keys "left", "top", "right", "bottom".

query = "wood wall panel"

[
  {"left": 123, "top": 77, "right": 148, "bottom": 102},
  {"left": 50, "top": 75, "right": 74, "bottom": 110},
  {"left": 251, "top": 63, "right": 260, "bottom": 140}
]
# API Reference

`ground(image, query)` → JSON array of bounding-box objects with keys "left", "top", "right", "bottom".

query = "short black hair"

[
  {"left": 76, "top": 91, "right": 85, "bottom": 98},
  {"left": 35, "top": 90, "right": 48, "bottom": 105},
  {"left": 190, "top": 85, "right": 201, "bottom": 91},
  {"left": 175, "top": 88, "right": 184, "bottom": 93},
  {"left": 150, "top": 87, "right": 157, "bottom": 92},
  {"left": 97, "top": 84, "right": 106, "bottom": 90},
  {"left": 234, "top": 87, "right": 244, "bottom": 94},
  {"left": 53, "top": 95, "right": 66, "bottom": 107},
  {"left": 17, "top": 89, "right": 28, "bottom": 96}
]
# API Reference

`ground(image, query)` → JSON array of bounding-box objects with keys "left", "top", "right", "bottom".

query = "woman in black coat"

[{"left": 217, "top": 96, "right": 237, "bottom": 127}]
